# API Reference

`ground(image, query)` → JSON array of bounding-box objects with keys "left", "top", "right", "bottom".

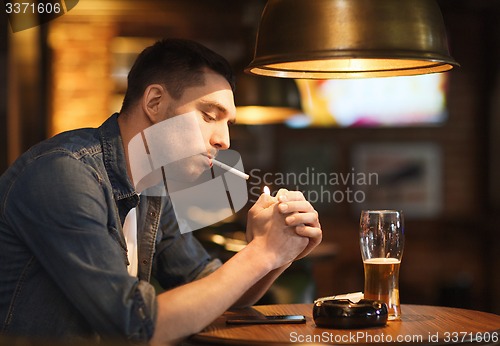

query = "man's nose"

[{"left": 210, "top": 124, "right": 230, "bottom": 150}]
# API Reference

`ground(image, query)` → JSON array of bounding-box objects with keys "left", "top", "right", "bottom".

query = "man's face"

[{"left": 161, "top": 69, "right": 236, "bottom": 182}]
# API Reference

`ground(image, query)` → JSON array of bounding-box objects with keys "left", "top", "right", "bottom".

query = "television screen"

[{"left": 288, "top": 73, "right": 448, "bottom": 128}]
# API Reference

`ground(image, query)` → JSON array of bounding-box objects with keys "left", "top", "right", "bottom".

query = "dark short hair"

[{"left": 120, "top": 38, "right": 235, "bottom": 112}]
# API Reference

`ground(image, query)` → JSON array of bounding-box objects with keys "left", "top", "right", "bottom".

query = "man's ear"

[{"left": 142, "top": 84, "right": 166, "bottom": 124}]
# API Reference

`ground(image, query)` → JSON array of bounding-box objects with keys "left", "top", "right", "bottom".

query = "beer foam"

[{"left": 364, "top": 258, "right": 400, "bottom": 264}]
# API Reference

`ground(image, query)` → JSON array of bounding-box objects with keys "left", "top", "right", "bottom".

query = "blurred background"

[{"left": 1, "top": 0, "right": 499, "bottom": 314}]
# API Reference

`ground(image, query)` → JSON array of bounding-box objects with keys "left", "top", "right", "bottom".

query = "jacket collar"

[{"left": 98, "top": 113, "right": 138, "bottom": 206}]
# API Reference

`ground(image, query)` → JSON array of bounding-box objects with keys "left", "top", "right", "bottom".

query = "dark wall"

[{"left": 0, "top": 12, "right": 7, "bottom": 173}]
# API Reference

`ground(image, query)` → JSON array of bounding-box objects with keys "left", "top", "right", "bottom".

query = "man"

[{"left": 0, "top": 39, "right": 322, "bottom": 344}]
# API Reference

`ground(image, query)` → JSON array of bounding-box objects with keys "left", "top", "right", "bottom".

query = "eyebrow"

[{"left": 199, "top": 100, "right": 236, "bottom": 125}]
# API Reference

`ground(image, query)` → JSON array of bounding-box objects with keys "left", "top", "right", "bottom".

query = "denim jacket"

[{"left": 0, "top": 114, "right": 218, "bottom": 342}]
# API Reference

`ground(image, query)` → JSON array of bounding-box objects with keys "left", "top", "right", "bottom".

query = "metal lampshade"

[{"left": 246, "top": 0, "right": 459, "bottom": 78}]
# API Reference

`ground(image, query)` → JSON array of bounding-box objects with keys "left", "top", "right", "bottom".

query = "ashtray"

[{"left": 313, "top": 298, "right": 388, "bottom": 329}]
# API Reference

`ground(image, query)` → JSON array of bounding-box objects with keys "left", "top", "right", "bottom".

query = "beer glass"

[{"left": 359, "top": 210, "right": 404, "bottom": 320}]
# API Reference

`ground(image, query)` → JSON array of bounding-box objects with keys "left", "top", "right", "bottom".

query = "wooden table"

[{"left": 184, "top": 304, "right": 500, "bottom": 345}]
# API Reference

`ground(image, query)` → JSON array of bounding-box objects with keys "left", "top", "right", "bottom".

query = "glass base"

[{"left": 388, "top": 314, "right": 401, "bottom": 321}]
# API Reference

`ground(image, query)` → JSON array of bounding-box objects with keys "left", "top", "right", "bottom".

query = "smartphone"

[{"left": 226, "top": 314, "right": 306, "bottom": 325}]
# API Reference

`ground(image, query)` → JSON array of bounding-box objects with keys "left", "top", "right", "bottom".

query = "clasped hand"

[{"left": 246, "top": 189, "right": 322, "bottom": 269}]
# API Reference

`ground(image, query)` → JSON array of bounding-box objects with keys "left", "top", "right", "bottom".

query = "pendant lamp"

[
  {"left": 234, "top": 72, "right": 301, "bottom": 124},
  {"left": 246, "top": 0, "right": 459, "bottom": 79}
]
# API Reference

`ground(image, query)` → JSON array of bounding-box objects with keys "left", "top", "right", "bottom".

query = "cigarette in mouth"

[{"left": 212, "top": 159, "right": 249, "bottom": 180}]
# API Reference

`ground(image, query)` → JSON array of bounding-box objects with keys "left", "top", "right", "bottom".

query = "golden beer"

[{"left": 363, "top": 258, "right": 401, "bottom": 320}]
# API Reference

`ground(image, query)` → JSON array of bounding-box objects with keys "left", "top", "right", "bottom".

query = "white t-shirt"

[{"left": 122, "top": 207, "right": 138, "bottom": 277}]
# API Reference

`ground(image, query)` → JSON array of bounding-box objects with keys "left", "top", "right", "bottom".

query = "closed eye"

[{"left": 202, "top": 111, "right": 217, "bottom": 122}]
